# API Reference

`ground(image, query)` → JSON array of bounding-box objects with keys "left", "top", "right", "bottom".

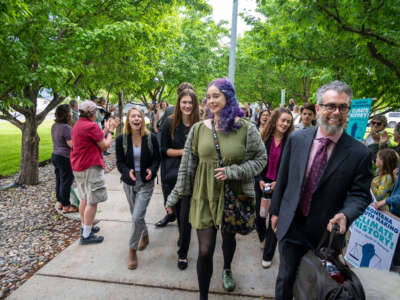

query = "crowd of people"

[{"left": 49, "top": 79, "right": 400, "bottom": 300}]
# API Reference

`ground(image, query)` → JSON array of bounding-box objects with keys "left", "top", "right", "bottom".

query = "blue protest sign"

[{"left": 346, "top": 98, "right": 372, "bottom": 141}]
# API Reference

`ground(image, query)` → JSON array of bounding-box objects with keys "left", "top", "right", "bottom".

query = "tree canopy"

[
  {"left": 0, "top": 0, "right": 219, "bottom": 184},
  {"left": 234, "top": 0, "right": 400, "bottom": 111}
]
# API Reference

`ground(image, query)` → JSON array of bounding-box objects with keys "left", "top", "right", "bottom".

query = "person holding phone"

[{"left": 255, "top": 107, "right": 294, "bottom": 268}]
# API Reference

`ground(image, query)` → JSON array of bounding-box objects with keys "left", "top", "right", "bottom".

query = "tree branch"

[
  {"left": 367, "top": 42, "right": 400, "bottom": 80},
  {"left": 317, "top": 3, "right": 399, "bottom": 47},
  {"left": 0, "top": 86, "right": 16, "bottom": 101},
  {"left": 0, "top": 109, "right": 24, "bottom": 129},
  {"left": 36, "top": 93, "right": 65, "bottom": 124},
  {"left": 10, "top": 103, "right": 30, "bottom": 115},
  {"left": 73, "top": 74, "right": 84, "bottom": 88}
]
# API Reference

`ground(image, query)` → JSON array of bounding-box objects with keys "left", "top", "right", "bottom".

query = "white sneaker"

[{"left": 262, "top": 260, "right": 272, "bottom": 268}]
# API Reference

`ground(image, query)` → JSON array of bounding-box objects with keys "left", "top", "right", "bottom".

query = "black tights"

[{"left": 196, "top": 228, "right": 236, "bottom": 300}]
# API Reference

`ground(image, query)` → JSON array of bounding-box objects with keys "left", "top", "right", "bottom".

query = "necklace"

[{"left": 132, "top": 137, "right": 141, "bottom": 148}]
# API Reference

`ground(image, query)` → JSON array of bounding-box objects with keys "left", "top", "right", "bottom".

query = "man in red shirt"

[{"left": 71, "top": 100, "right": 119, "bottom": 245}]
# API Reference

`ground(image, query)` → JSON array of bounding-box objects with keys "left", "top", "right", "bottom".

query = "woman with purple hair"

[{"left": 166, "top": 79, "right": 267, "bottom": 299}]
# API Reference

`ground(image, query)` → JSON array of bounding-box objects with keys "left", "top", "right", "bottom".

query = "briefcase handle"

[{"left": 317, "top": 223, "right": 342, "bottom": 259}]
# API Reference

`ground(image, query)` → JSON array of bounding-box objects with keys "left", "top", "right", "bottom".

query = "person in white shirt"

[{"left": 295, "top": 103, "right": 316, "bottom": 130}]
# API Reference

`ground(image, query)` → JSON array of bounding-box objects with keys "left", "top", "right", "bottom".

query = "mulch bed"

[{"left": 0, "top": 144, "right": 116, "bottom": 299}]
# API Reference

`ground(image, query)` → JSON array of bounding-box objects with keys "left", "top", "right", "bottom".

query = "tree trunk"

[
  {"left": 116, "top": 91, "right": 124, "bottom": 135},
  {"left": 17, "top": 115, "right": 40, "bottom": 185}
]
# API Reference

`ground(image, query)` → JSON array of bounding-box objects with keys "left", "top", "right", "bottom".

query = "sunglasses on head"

[{"left": 371, "top": 121, "right": 382, "bottom": 126}]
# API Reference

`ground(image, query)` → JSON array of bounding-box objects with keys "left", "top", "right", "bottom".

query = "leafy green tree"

[
  {"left": 134, "top": 8, "right": 229, "bottom": 106},
  {"left": 252, "top": 0, "right": 400, "bottom": 111},
  {"left": 0, "top": 0, "right": 208, "bottom": 184}
]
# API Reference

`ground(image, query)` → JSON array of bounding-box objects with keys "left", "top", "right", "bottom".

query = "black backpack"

[{"left": 294, "top": 225, "right": 365, "bottom": 300}]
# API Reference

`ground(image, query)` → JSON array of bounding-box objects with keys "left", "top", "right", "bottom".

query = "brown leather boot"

[
  {"left": 138, "top": 234, "right": 149, "bottom": 251},
  {"left": 128, "top": 248, "right": 137, "bottom": 270}
]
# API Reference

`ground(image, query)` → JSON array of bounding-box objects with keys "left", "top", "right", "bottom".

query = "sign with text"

[
  {"left": 345, "top": 206, "right": 400, "bottom": 270},
  {"left": 346, "top": 98, "right": 372, "bottom": 141}
]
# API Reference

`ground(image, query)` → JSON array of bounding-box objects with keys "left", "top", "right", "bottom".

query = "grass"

[{"left": 0, "top": 120, "right": 53, "bottom": 176}]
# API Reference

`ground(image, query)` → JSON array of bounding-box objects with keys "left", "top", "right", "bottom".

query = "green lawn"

[{"left": 0, "top": 120, "right": 53, "bottom": 176}]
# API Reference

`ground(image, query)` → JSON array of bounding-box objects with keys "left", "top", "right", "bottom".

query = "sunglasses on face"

[{"left": 371, "top": 121, "right": 383, "bottom": 126}]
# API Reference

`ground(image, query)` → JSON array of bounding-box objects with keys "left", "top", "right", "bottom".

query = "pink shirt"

[
  {"left": 305, "top": 127, "right": 343, "bottom": 178},
  {"left": 70, "top": 118, "right": 105, "bottom": 172},
  {"left": 266, "top": 137, "right": 283, "bottom": 181}
]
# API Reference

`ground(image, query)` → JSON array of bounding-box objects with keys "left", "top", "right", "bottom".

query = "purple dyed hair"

[{"left": 206, "top": 78, "right": 244, "bottom": 133}]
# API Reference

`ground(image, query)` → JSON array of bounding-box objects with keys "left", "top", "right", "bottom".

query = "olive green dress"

[{"left": 189, "top": 121, "right": 248, "bottom": 229}]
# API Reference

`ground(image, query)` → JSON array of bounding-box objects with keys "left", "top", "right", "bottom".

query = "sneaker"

[
  {"left": 222, "top": 269, "right": 236, "bottom": 292},
  {"left": 80, "top": 233, "right": 104, "bottom": 245},
  {"left": 80, "top": 226, "right": 100, "bottom": 234},
  {"left": 261, "top": 260, "right": 272, "bottom": 268}
]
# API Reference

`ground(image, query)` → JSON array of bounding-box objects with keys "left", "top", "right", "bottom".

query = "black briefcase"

[{"left": 294, "top": 224, "right": 365, "bottom": 300}]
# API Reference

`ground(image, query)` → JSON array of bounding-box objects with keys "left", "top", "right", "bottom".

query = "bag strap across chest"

[{"left": 211, "top": 120, "right": 224, "bottom": 168}]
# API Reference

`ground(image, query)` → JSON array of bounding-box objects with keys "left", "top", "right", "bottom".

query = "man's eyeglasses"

[
  {"left": 371, "top": 121, "right": 383, "bottom": 126},
  {"left": 319, "top": 103, "right": 350, "bottom": 113}
]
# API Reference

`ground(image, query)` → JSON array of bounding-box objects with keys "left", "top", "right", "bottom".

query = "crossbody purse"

[{"left": 211, "top": 120, "right": 255, "bottom": 235}]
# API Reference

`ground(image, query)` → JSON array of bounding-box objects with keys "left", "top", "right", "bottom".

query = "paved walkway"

[{"left": 8, "top": 169, "right": 277, "bottom": 299}]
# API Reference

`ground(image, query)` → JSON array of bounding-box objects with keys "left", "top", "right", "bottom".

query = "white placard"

[{"left": 345, "top": 205, "right": 400, "bottom": 270}]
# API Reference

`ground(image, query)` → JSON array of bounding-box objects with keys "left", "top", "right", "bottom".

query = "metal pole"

[{"left": 228, "top": 0, "right": 238, "bottom": 85}]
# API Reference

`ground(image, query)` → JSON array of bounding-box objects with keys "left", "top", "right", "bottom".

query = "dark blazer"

[
  {"left": 270, "top": 127, "right": 373, "bottom": 246},
  {"left": 116, "top": 133, "right": 161, "bottom": 186}
]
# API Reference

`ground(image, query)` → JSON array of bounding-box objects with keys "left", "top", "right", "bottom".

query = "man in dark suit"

[{"left": 270, "top": 81, "right": 373, "bottom": 300}]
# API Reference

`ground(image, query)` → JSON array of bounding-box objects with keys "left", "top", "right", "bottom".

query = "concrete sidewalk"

[{"left": 8, "top": 169, "right": 277, "bottom": 300}]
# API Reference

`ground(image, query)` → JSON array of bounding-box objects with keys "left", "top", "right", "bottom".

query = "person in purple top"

[
  {"left": 51, "top": 104, "right": 77, "bottom": 213},
  {"left": 255, "top": 107, "right": 294, "bottom": 268}
]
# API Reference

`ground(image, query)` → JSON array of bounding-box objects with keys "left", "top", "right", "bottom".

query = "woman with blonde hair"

[{"left": 116, "top": 107, "right": 161, "bottom": 270}]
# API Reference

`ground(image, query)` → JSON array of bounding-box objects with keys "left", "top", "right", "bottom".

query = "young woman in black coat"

[{"left": 116, "top": 107, "right": 161, "bottom": 270}]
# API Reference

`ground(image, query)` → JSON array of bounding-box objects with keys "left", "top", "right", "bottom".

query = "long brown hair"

[
  {"left": 261, "top": 107, "right": 294, "bottom": 143},
  {"left": 377, "top": 149, "right": 399, "bottom": 181},
  {"left": 124, "top": 107, "right": 149, "bottom": 137},
  {"left": 170, "top": 88, "right": 200, "bottom": 139}
]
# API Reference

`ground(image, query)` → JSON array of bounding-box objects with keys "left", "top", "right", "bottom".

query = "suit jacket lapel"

[
  {"left": 297, "top": 128, "right": 317, "bottom": 184},
  {"left": 314, "top": 132, "right": 352, "bottom": 191}
]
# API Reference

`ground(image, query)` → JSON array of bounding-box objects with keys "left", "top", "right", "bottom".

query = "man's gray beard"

[{"left": 319, "top": 116, "right": 344, "bottom": 135}]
